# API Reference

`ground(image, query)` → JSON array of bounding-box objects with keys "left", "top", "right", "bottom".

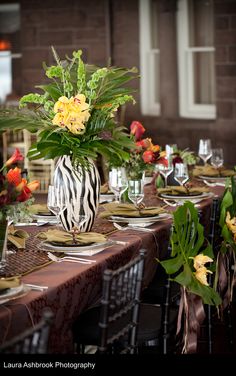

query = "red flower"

[
  {"left": 142, "top": 150, "right": 155, "bottom": 164},
  {"left": 172, "top": 155, "right": 183, "bottom": 167},
  {"left": 156, "top": 157, "right": 169, "bottom": 167},
  {"left": 5, "top": 148, "right": 24, "bottom": 167},
  {"left": 130, "top": 121, "right": 145, "bottom": 141},
  {"left": 16, "top": 185, "right": 32, "bottom": 202}
]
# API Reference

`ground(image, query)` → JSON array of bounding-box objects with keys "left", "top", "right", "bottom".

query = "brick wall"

[
  {"left": 8, "top": 0, "right": 236, "bottom": 165},
  {"left": 20, "top": 0, "right": 109, "bottom": 93}
]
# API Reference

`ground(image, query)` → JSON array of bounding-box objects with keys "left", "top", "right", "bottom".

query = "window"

[
  {"left": 177, "top": 0, "right": 216, "bottom": 119},
  {"left": 0, "top": 3, "right": 21, "bottom": 104},
  {"left": 139, "top": 0, "right": 160, "bottom": 116}
]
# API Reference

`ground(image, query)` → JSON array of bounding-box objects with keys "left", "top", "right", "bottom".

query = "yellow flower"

[
  {"left": 53, "top": 96, "right": 69, "bottom": 113},
  {"left": 53, "top": 94, "right": 90, "bottom": 134},
  {"left": 192, "top": 254, "right": 213, "bottom": 270},
  {"left": 52, "top": 112, "right": 65, "bottom": 127},
  {"left": 195, "top": 266, "right": 212, "bottom": 286},
  {"left": 225, "top": 211, "right": 236, "bottom": 234}
]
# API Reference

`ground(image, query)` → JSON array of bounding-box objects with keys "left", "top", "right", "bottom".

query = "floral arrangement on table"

[
  {"left": 158, "top": 202, "right": 221, "bottom": 353},
  {"left": 0, "top": 148, "right": 40, "bottom": 222},
  {"left": 0, "top": 47, "right": 137, "bottom": 169},
  {"left": 123, "top": 120, "right": 166, "bottom": 179}
]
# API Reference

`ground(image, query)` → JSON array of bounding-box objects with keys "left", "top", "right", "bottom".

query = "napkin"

[
  {"left": 30, "top": 204, "right": 51, "bottom": 215},
  {"left": 37, "top": 229, "right": 107, "bottom": 244},
  {"left": 0, "top": 277, "right": 21, "bottom": 291},
  {"left": 7, "top": 226, "right": 29, "bottom": 249},
  {"left": 193, "top": 164, "right": 236, "bottom": 178},
  {"left": 100, "top": 182, "right": 109, "bottom": 194},
  {"left": 99, "top": 203, "right": 165, "bottom": 219},
  {"left": 158, "top": 186, "right": 209, "bottom": 196}
]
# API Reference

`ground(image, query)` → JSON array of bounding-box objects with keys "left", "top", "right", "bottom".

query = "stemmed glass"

[
  {"left": 109, "top": 168, "right": 128, "bottom": 203},
  {"left": 174, "top": 163, "right": 189, "bottom": 186},
  {"left": 157, "top": 157, "right": 173, "bottom": 187},
  {"left": 128, "top": 179, "right": 145, "bottom": 209},
  {"left": 70, "top": 199, "right": 89, "bottom": 244},
  {"left": 198, "top": 139, "right": 212, "bottom": 164},
  {"left": 165, "top": 144, "right": 177, "bottom": 159},
  {"left": 47, "top": 185, "right": 66, "bottom": 228},
  {"left": 211, "top": 148, "right": 224, "bottom": 169}
]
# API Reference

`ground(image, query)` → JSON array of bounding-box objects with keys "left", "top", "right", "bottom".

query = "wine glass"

[
  {"left": 157, "top": 157, "right": 173, "bottom": 187},
  {"left": 70, "top": 200, "right": 89, "bottom": 243},
  {"left": 47, "top": 185, "right": 66, "bottom": 228},
  {"left": 0, "top": 217, "right": 9, "bottom": 270},
  {"left": 198, "top": 139, "right": 212, "bottom": 164},
  {"left": 211, "top": 148, "right": 224, "bottom": 169},
  {"left": 128, "top": 179, "right": 145, "bottom": 209},
  {"left": 174, "top": 163, "right": 189, "bottom": 186},
  {"left": 165, "top": 144, "right": 177, "bottom": 159},
  {"left": 108, "top": 168, "right": 128, "bottom": 203}
]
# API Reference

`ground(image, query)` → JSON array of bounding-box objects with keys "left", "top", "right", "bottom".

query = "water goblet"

[
  {"left": 128, "top": 179, "right": 145, "bottom": 209},
  {"left": 108, "top": 167, "right": 128, "bottom": 203},
  {"left": 211, "top": 148, "right": 224, "bottom": 169},
  {"left": 70, "top": 203, "right": 89, "bottom": 244},
  {"left": 174, "top": 163, "right": 189, "bottom": 186},
  {"left": 157, "top": 157, "right": 173, "bottom": 187},
  {"left": 165, "top": 144, "right": 177, "bottom": 159},
  {"left": 0, "top": 217, "right": 9, "bottom": 270},
  {"left": 198, "top": 139, "right": 212, "bottom": 164},
  {"left": 47, "top": 185, "right": 66, "bottom": 228}
]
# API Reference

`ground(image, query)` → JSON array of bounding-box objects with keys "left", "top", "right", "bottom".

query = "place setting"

[{"left": 0, "top": 277, "right": 31, "bottom": 305}]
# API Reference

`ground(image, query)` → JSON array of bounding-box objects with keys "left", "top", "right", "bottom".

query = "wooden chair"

[{"left": 0, "top": 309, "right": 53, "bottom": 354}]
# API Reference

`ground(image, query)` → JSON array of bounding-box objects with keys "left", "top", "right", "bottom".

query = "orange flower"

[
  {"left": 5, "top": 148, "right": 24, "bottom": 167},
  {"left": 142, "top": 150, "right": 155, "bottom": 164},
  {"left": 15, "top": 178, "right": 27, "bottom": 192},
  {"left": 27, "top": 180, "right": 40, "bottom": 192},
  {"left": 6, "top": 167, "right": 22, "bottom": 186}
]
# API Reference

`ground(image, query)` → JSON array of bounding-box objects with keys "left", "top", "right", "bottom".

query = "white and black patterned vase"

[{"left": 53, "top": 155, "right": 100, "bottom": 232}]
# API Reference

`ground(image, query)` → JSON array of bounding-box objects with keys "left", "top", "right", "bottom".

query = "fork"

[
  {"left": 47, "top": 252, "right": 95, "bottom": 264},
  {"left": 113, "top": 222, "right": 154, "bottom": 233}
]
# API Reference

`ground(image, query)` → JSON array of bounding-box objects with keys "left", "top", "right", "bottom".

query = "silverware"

[
  {"left": 113, "top": 222, "right": 154, "bottom": 233},
  {"left": 25, "top": 284, "right": 48, "bottom": 291},
  {"left": 47, "top": 252, "right": 95, "bottom": 264}
]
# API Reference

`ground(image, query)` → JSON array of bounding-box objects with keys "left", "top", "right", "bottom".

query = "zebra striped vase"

[{"left": 53, "top": 156, "right": 101, "bottom": 232}]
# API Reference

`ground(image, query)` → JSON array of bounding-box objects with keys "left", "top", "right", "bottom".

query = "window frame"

[
  {"left": 139, "top": 0, "right": 161, "bottom": 116},
  {"left": 177, "top": 0, "right": 216, "bottom": 119}
]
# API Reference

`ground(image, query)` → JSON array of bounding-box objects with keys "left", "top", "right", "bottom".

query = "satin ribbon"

[
  {"left": 177, "top": 287, "right": 206, "bottom": 354},
  {"left": 216, "top": 247, "right": 236, "bottom": 316}
]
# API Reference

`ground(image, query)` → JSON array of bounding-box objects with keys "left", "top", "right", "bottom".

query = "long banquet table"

[{"left": 0, "top": 185, "right": 223, "bottom": 353}]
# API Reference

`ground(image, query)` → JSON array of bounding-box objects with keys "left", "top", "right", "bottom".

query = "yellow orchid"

[
  {"left": 53, "top": 94, "right": 90, "bottom": 135},
  {"left": 195, "top": 266, "right": 212, "bottom": 286},
  {"left": 192, "top": 254, "right": 213, "bottom": 270},
  {"left": 225, "top": 211, "right": 236, "bottom": 234},
  {"left": 53, "top": 96, "right": 69, "bottom": 113}
]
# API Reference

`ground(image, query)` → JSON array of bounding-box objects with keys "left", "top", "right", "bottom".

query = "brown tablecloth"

[{"left": 0, "top": 184, "right": 224, "bottom": 353}]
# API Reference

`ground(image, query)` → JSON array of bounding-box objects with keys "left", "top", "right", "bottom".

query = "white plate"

[
  {"left": 33, "top": 214, "right": 57, "bottom": 222},
  {"left": 109, "top": 213, "right": 171, "bottom": 225},
  {"left": 160, "top": 192, "right": 211, "bottom": 200},
  {"left": 0, "top": 283, "right": 24, "bottom": 301},
  {"left": 40, "top": 240, "right": 120, "bottom": 255},
  {"left": 99, "top": 194, "right": 115, "bottom": 203},
  {"left": 198, "top": 175, "right": 229, "bottom": 181}
]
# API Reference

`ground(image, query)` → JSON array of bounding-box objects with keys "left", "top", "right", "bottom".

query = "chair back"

[
  {"left": 0, "top": 309, "right": 53, "bottom": 354},
  {"left": 98, "top": 249, "right": 146, "bottom": 354}
]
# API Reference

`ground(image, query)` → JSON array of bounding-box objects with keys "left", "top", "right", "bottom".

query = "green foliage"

[
  {"left": 158, "top": 202, "right": 221, "bottom": 305},
  {"left": 219, "top": 176, "right": 236, "bottom": 253},
  {"left": 0, "top": 48, "right": 138, "bottom": 167}
]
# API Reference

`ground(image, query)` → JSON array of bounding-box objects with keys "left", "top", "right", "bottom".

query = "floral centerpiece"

[
  {"left": 0, "top": 148, "right": 39, "bottom": 222},
  {"left": 0, "top": 47, "right": 136, "bottom": 167},
  {"left": 0, "top": 48, "right": 138, "bottom": 232},
  {"left": 123, "top": 120, "right": 165, "bottom": 180}
]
